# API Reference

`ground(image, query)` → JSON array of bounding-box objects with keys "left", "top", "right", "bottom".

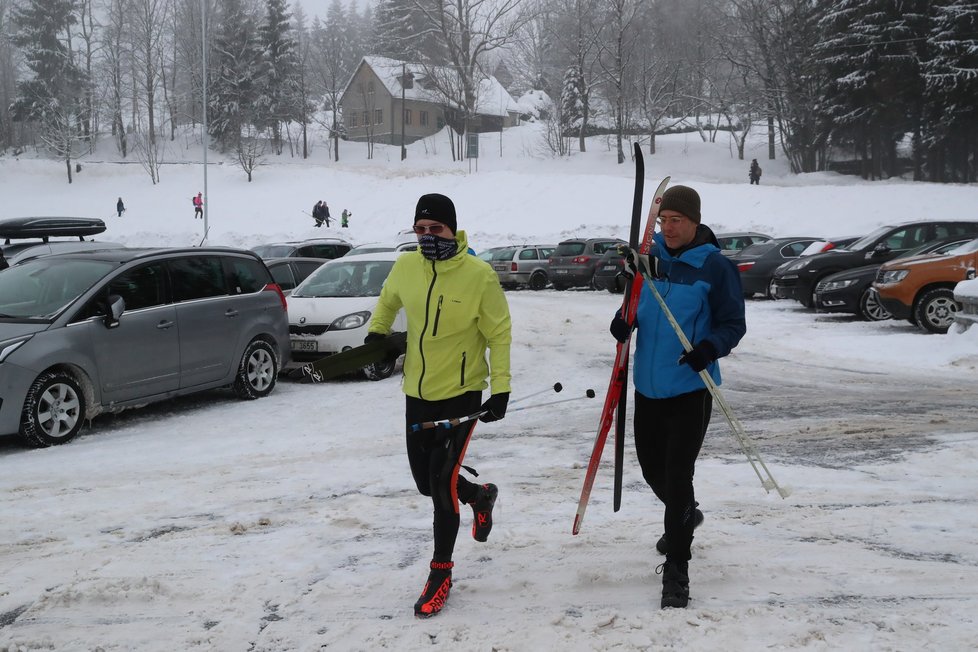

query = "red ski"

[{"left": 573, "top": 156, "right": 669, "bottom": 535}]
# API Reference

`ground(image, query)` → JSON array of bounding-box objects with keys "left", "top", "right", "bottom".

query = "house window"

[
  {"left": 437, "top": 117, "right": 445, "bottom": 130},
  {"left": 404, "top": 109, "right": 412, "bottom": 126},
  {"left": 375, "top": 108, "right": 383, "bottom": 124},
  {"left": 362, "top": 111, "right": 369, "bottom": 126},
  {"left": 420, "top": 111, "right": 428, "bottom": 127},
  {"left": 367, "top": 80, "right": 375, "bottom": 102},
  {"left": 350, "top": 113, "right": 358, "bottom": 128}
]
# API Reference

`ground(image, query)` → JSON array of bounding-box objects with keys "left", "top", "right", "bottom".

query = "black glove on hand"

[
  {"left": 617, "top": 245, "right": 638, "bottom": 279},
  {"left": 678, "top": 340, "right": 717, "bottom": 373},
  {"left": 364, "top": 332, "right": 386, "bottom": 345},
  {"left": 609, "top": 312, "right": 633, "bottom": 343},
  {"left": 479, "top": 392, "right": 510, "bottom": 423}
]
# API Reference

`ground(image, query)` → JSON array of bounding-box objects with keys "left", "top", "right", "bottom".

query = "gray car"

[
  {"left": 0, "top": 247, "right": 290, "bottom": 447},
  {"left": 549, "top": 238, "right": 626, "bottom": 290},
  {"left": 487, "top": 244, "right": 556, "bottom": 290}
]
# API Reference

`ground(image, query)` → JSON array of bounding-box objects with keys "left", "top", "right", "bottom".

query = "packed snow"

[{"left": 1, "top": 123, "right": 977, "bottom": 650}]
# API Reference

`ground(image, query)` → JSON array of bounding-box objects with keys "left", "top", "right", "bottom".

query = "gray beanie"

[{"left": 659, "top": 185, "right": 701, "bottom": 223}]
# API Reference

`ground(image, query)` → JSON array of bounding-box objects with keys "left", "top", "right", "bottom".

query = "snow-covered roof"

[{"left": 352, "top": 56, "right": 519, "bottom": 118}]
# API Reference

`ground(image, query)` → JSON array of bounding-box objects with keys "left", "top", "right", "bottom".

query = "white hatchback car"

[{"left": 287, "top": 251, "right": 407, "bottom": 379}]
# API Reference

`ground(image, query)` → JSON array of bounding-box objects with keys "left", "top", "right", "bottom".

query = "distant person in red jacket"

[{"left": 193, "top": 193, "right": 203, "bottom": 219}]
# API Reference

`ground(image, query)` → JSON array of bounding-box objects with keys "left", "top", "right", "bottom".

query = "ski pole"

[
  {"left": 510, "top": 382, "right": 563, "bottom": 406},
  {"left": 637, "top": 260, "right": 791, "bottom": 499},
  {"left": 410, "top": 389, "right": 595, "bottom": 432}
]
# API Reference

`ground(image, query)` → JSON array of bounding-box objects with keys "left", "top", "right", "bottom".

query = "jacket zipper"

[
  {"left": 417, "top": 260, "right": 438, "bottom": 398},
  {"left": 432, "top": 295, "right": 444, "bottom": 337},
  {"left": 460, "top": 351, "right": 466, "bottom": 386}
]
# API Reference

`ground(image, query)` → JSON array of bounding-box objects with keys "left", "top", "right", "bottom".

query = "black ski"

[
  {"left": 291, "top": 332, "right": 406, "bottom": 383},
  {"left": 614, "top": 142, "right": 645, "bottom": 511}
]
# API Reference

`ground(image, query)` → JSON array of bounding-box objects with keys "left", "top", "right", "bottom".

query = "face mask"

[{"left": 418, "top": 234, "right": 458, "bottom": 261}]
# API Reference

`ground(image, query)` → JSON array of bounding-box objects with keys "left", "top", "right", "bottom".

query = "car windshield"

[
  {"left": 556, "top": 242, "right": 585, "bottom": 256},
  {"left": 0, "top": 257, "right": 115, "bottom": 319},
  {"left": 252, "top": 244, "right": 295, "bottom": 258},
  {"left": 947, "top": 237, "right": 978, "bottom": 255},
  {"left": 491, "top": 248, "right": 517, "bottom": 261},
  {"left": 845, "top": 226, "right": 894, "bottom": 252},
  {"left": 292, "top": 260, "right": 395, "bottom": 298}
]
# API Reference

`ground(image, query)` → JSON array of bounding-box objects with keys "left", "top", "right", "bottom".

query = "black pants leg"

[
  {"left": 633, "top": 389, "right": 712, "bottom": 561},
  {"left": 405, "top": 392, "right": 482, "bottom": 563}
]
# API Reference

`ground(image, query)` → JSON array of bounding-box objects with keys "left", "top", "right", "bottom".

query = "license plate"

[
  {"left": 602, "top": 265, "right": 617, "bottom": 271},
  {"left": 554, "top": 269, "right": 568, "bottom": 274},
  {"left": 291, "top": 339, "right": 317, "bottom": 352}
]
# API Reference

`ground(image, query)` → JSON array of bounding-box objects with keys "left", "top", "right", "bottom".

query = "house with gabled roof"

[{"left": 338, "top": 56, "right": 521, "bottom": 145}]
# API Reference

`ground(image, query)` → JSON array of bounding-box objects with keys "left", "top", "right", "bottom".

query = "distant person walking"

[
  {"left": 116, "top": 197, "right": 125, "bottom": 217},
  {"left": 749, "top": 159, "right": 762, "bottom": 185},
  {"left": 193, "top": 192, "right": 204, "bottom": 219},
  {"left": 313, "top": 200, "right": 324, "bottom": 227},
  {"left": 341, "top": 209, "right": 351, "bottom": 228},
  {"left": 322, "top": 201, "right": 332, "bottom": 228}
]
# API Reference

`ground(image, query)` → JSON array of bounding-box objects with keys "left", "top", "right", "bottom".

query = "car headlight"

[
  {"left": 786, "top": 259, "right": 810, "bottom": 272},
  {"left": 330, "top": 310, "right": 372, "bottom": 330},
  {"left": 879, "top": 269, "right": 909, "bottom": 285},
  {"left": 820, "top": 278, "right": 856, "bottom": 292},
  {"left": 0, "top": 335, "right": 32, "bottom": 363}
]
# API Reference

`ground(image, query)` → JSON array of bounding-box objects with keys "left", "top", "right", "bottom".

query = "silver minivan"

[
  {"left": 0, "top": 247, "right": 290, "bottom": 447},
  {"left": 487, "top": 244, "right": 557, "bottom": 290}
]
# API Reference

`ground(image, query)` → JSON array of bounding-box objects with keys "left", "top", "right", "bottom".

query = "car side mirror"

[
  {"left": 870, "top": 243, "right": 891, "bottom": 258},
  {"left": 103, "top": 294, "right": 125, "bottom": 329},
  {"left": 967, "top": 267, "right": 976, "bottom": 281}
]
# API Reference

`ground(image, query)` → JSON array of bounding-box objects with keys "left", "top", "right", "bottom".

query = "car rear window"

[
  {"left": 252, "top": 244, "right": 295, "bottom": 258},
  {"left": 225, "top": 256, "right": 271, "bottom": 294},
  {"left": 491, "top": 248, "right": 517, "bottom": 261},
  {"left": 556, "top": 242, "right": 585, "bottom": 256}
]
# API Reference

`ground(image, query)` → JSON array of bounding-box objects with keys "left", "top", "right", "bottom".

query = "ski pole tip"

[
  {"left": 553, "top": 382, "right": 563, "bottom": 393},
  {"left": 586, "top": 389, "right": 596, "bottom": 398}
]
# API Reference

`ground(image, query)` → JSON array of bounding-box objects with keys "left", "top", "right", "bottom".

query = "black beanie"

[
  {"left": 659, "top": 185, "right": 701, "bottom": 223},
  {"left": 415, "top": 193, "right": 457, "bottom": 233}
]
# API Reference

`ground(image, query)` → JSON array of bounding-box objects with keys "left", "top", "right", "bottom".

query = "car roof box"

[{"left": 0, "top": 216, "right": 107, "bottom": 242}]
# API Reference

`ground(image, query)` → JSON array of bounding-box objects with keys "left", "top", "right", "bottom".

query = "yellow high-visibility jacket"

[{"left": 369, "top": 230, "right": 512, "bottom": 401}]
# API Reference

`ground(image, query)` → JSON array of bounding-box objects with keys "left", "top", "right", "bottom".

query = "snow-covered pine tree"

[
  {"left": 259, "top": 0, "right": 303, "bottom": 155},
  {"left": 208, "top": 0, "right": 266, "bottom": 151}
]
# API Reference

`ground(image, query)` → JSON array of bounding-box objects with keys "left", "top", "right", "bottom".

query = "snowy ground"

[{"left": 1, "top": 124, "right": 978, "bottom": 649}]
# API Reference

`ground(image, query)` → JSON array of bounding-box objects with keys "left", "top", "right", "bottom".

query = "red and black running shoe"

[
  {"left": 470, "top": 483, "right": 498, "bottom": 542},
  {"left": 414, "top": 561, "right": 453, "bottom": 618}
]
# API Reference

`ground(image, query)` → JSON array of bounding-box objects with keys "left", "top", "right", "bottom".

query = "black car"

[
  {"left": 770, "top": 220, "right": 978, "bottom": 308},
  {"left": 815, "top": 236, "right": 974, "bottom": 321},
  {"left": 264, "top": 257, "right": 327, "bottom": 294},
  {"left": 592, "top": 248, "right": 629, "bottom": 293},
  {"left": 729, "top": 237, "right": 820, "bottom": 299}
]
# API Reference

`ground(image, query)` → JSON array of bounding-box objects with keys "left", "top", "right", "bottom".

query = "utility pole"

[
  {"left": 400, "top": 63, "right": 407, "bottom": 160},
  {"left": 201, "top": 0, "right": 209, "bottom": 242}
]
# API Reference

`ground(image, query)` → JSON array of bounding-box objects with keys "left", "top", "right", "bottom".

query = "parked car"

[
  {"left": 771, "top": 220, "right": 978, "bottom": 308},
  {"left": 799, "top": 236, "right": 861, "bottom": 257},
  {"left": 264, "top": 257, "right": 327, "bottom": 295},
  {"left": 874, "top": 237, "right": 978, "bottom": 333},
  {"left": 251, "top": 237, "right": 352, "bottom": 260},
  {"left": 477, "top": 247, "right": 506, "bottom": 264},
  {"left": 0, "top": 247, "right": 290, "bottom": 447},
  {"left": 814, "top": 237, "right": 973, "bottom": 321},
  {"left": 952, "top": 276, "right": 978, "bottom": 332},
  {"left": 348, "top": 243, "right": 396, "bottom": 255},
  {"left": 592, "top": 247, "right": 629, "bottom": 293},
  {"left": 1, "top": 216, "right": 122, "bottom": 269},
  {"left": 729, "top": 237, "right": 821, "bottom": 298},
  {"left": 486, "top": 244, "right": 556, "bottom": 290},
  {"left": 548, "top": 238, "right": 626, "bottom": 290},
  {"left": 286, "top": 251, "right": 407, "bottom": 380},
  {"left": 715, "top": 231, "right": 773, "bottom": 257}
]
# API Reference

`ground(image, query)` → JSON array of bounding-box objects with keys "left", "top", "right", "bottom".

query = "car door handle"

[
  {"left": 156, "top": 320, "right": 175, "bottom": 330},
  {"left": 225, "top": 309, "right": 239, "bottom": 318}
]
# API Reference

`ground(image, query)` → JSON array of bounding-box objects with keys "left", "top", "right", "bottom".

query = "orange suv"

[{"left": 873, "top": 238, "right": 978, "bottom": 333}]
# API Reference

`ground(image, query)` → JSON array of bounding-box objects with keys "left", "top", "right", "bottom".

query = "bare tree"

[
  {"left": 545, "top": 0, "right": 602, "bottom": 153},
  {"left": 103, "top": 0, "right": 132, "bottom": 157},
  {"left": 236, "top": 124, "right": 266, "bottom": 181},
  {"left": 130, "top": 0, "right": 170, "bottom": 147},
  {"left": 595, "top": 0, "right": 642, "bottom": 164}
]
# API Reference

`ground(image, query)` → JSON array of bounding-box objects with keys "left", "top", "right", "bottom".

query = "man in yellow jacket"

[{"left": 367, "top": 193, "right": 512, "bottom": 618}]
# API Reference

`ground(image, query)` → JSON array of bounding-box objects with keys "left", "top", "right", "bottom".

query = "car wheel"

[
  {"left": 528, "top": 271, "right": 548, "bottom": 291},
  {"left": 913, "top": 288, "right": 958, "bottom": 334},
  {"left": 363, "top": 356, "right": 397, "bottom": 381},
  {"left": 19, "top": 371, "right": 86, "bottom": 447},
  {"left": 233, "top": 339, "right": 279, "bottom": 399},
  {"left": 858, "top": 288, "right": 891, "bottom": 321},
  {"left": 767, "top": 279, "right": 779, "bottom": 300}
]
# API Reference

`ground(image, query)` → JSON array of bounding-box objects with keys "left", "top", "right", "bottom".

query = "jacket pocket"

[{"left": 432, "top": 295, "right": 444, "bottom": 337}]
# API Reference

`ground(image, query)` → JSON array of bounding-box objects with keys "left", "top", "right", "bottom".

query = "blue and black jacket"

[{"left": 631, "top": 225, "right": 746, "bottom": 399}]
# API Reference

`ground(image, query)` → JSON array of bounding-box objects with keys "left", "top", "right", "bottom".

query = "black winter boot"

[
  {"left": 655, "top": 507, "right": 704, "bottom": 555},
  {"left": 414, "top": 561, "right": 453, "bottom": 618},
  {"left": 470, "top": 483, "right": 498, "bottom": 542},
  {"left": 658, "top": 558, "right": 690, "bottom": 609}
]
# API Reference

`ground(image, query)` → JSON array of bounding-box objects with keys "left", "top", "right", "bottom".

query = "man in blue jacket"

[{"left": 610, "top": 184, "right": 746, "bottom": 609}]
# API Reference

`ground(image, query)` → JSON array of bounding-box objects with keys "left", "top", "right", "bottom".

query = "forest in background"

[{"left": 1, "top": 0, "right": 976, "bottom": 183}]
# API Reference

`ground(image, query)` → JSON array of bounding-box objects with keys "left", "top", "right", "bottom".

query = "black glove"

[
  {"left": 364, "top": 332, "right": 386, "bottom": 345},
  {"left": 479, "top": 392, "right": 510, "bottom": 422},
  {"left": 617, "top": 245, "right": 638, "bottom": 279},
  {"left": 609, "top": 312, "right": 633, "bottom": 343},
  {"left": 678, "top": 340, "right": 717, "bottom": 373}
]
